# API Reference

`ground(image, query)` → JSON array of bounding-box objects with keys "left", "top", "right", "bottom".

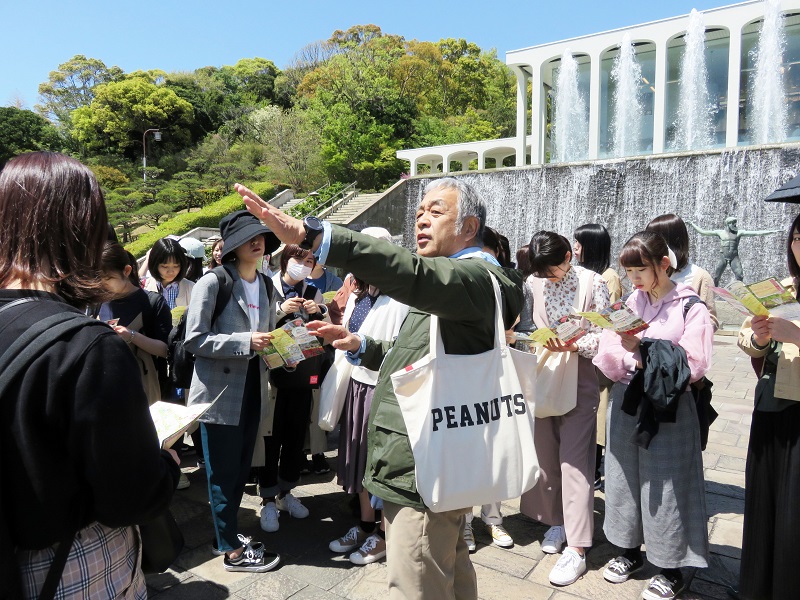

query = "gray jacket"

[{"left": 185, "top": 267, "right": 277, "bottom": 425}]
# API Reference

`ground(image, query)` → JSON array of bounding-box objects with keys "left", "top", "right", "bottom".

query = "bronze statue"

[{"left": 687, "top": 217, "right": 782, "bottom": 285}]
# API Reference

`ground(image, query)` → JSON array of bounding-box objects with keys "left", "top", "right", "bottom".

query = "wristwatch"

[{"left": 300, "top": 216, "right": 324, "bottom": 250}]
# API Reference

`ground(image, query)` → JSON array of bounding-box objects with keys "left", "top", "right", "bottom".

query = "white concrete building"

[{"left": 396, "top": 0, "right": 800, "bottom": 173}]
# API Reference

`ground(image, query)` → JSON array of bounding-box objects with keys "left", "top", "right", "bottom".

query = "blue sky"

[{"left": 1, "top": 0, "right": 727, "bottom": 111}]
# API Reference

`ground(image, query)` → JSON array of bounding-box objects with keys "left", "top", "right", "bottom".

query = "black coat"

[{"left": 622, "top": 338, "right": 691, "bottom": 449}]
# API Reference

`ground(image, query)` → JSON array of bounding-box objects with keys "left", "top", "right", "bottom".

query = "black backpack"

[
  {"left": 0, "top": 298, "right": 106, "bottom": 600},
  {"left": 167, "top": 265, "right": 272, "bottom": 388}
]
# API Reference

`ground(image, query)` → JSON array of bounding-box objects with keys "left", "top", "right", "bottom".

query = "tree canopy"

[{"left": 5, "top": 26, "right": 515, "bottom": 241}]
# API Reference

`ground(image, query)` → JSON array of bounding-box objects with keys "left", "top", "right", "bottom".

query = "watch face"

[{"left": 305, "top": 216, "right": 323, "bottom": 231}]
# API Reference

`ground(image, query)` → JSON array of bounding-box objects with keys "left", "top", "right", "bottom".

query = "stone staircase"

[
  {"left": 276, "top": 195, "right": 308, "bottom": 213},
  {"left": 325, "top": 192, "right": 384, "bottom": 225}
]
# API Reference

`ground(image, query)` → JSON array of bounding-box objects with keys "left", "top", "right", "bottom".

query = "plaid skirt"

[{"left": 17, "top": 522, "right": 146, "bottom": 600}]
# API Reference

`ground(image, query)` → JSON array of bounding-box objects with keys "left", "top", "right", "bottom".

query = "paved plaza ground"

[{"left": 146, "top": 331, "right": 751, "bottom": 600}]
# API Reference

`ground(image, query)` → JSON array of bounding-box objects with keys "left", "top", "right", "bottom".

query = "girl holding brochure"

[
  {"left": 184, "top": 210, "right": 281, "bottom": 573},
  {"left": 593, "top": 231, "right": 713, "bottom": 600},
  {"left": 256, "top": 244, "right": 330, "bottom": 533},
  {"left": 518, "top": 231, "right": 609, "bottom": 587},
  {"left": 734, "top": 214, "right": 800, "bottom": 600},
  {"left": 97, "top": 242, "right": 172, "bottom": 405}
]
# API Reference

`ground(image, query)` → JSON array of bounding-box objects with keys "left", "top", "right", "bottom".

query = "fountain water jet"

[
  {"left": 751, "top": 0, "right": 788, "bottom": 144},
  {"left": 673, "top": 9, "right": 714, "bottom": 151},
  {"left": 611, "top": 34, "right": 644, "bottom": 158},
  {"left": 554, "top": 49, "right": 589, "bottom": 163}
]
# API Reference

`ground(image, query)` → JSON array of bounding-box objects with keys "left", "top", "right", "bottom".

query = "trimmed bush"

[{"left": 124, "top": 182, "right": 275, "bottom": 257}]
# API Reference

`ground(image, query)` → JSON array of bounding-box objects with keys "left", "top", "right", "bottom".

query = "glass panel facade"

[
  {"left": 665, "top": 31, "right": 730, "bottom": 151},
  {"left": 739, "top": 15, "right": 800, "bottom": 145},
  {"left": 599, "top": 43, "right": 656, "bottom": 158}
]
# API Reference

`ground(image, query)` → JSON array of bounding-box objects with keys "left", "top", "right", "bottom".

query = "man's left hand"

[{"left": 306, "top": 321, "right": 361, "bottom": 352}]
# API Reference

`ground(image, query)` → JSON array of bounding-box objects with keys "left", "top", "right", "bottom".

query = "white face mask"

[{"left": 286, "top": 261, "right": 313, "bottom": 281}]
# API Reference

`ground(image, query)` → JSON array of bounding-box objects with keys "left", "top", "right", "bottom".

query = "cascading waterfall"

[
  {"left": 611, "top": 33, "right": 644, "bottom": 158},
  {"left": 751, "top": 0, "right": 788, "bottom": 144},
  {"left": 673, "top": 9, "right": 714, "bottom": 151},
  {"left": 402, "top": 145, "right": 800, "bottom": 288},
  {"left": 554, "top": 49, "right": 589, "bottom": 163}
]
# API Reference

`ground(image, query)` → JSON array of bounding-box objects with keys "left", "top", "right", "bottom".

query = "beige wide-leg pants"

[
  {"left": 520, "top": 356, "right": 599, "bottom": 548},
  {"left": 384, "top": 501, "right": 477, "bottom": 600}
]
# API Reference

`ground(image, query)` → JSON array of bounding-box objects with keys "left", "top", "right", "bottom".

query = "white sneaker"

[
  {"left": 260, "top": 502, "right": 280, "bottom": 532},
  {"left": 275, "top": 493, "right": 309, "bottom": 519},
  {"left": 329, "top": 526, "right": 369, "bottom": 553},
  {"left": 463, "top": 521, "right": 477, "bottom": 552},
  {"left": 177, "top": 473, "right": 190, "bottom": 490},
  {"left": 488, "top": 523, "right": 514, "bottom": 548},
  {"left": 549, "top": 548, "right": 586, "bottom": 586},
  {"left": 541, "top": 525, "right": 566, "bottom": 554},
  {"left": 349, "top": 533, "right": 386, "bottom": 565}
]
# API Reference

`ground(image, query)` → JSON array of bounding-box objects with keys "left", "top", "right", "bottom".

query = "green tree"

[
  {"left": 71, "top": 78, "right": 194, "bottom": 158},
  {"left": 90, "top": 164, "right": 129, "bottom": 190},
  {"left": 247, "top": 105, "right": 324, "bottom": 190},
  {"left": 136, "top": 201, "right": 176, "bottom": 228},
  {"left": 208, "top": 162, "right": 246, "bottom": 194},
  {"left": 36, "top": 55, "right": 123, "bottom": 126},
  {"left": 0, "top": 107, "right": 62, "bottom": 166},
  {"left": 160, "top": 171, "right": 207, "bottom": 212},
  {"left": 105, "top": 187, "right": 145, "bottom": 243}
]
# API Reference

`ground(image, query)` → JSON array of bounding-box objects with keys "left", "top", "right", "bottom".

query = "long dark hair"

[
  {"left": 0, "top": 152, "right": 108, "bottom": 307},
  {"left": 523, "top": 231, "right": 572, "bottom": 278},
  {"left": 788, "top": 213, "right": 800, "bottom": 285},
  {"left": 645, "top": 214, "right": 690, "bottom": 272},
  {"left": 573, "top": 223, "right": 611, "bottom": 274}
]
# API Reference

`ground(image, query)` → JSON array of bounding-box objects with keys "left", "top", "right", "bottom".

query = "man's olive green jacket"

[{"left": 325, "top": 226, "right": 523, "bottom": 509}]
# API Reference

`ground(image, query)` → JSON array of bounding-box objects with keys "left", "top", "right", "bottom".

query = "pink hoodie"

[{"left": 592, "top": 283, "right": 713, "bottom": 385}]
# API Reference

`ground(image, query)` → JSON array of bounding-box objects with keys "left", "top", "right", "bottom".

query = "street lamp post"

[{"left": 142, "top": 128, "right": 162, "bottom": 181}]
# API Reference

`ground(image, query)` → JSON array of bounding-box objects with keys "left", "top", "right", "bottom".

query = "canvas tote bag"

[
  {"left": 318, "top": 350, "right": 354, "bottom": 431},
  {"left": 390, "top": 273, "right": 540, "bottom": 513},
  {"left": 529, "top": 268, "right": 594, "bottom": 418}
]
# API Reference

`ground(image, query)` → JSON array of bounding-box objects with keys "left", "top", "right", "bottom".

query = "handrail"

[
  {"left": 308, "top": 182, "right": 357, "bottom": 217},
  {"left": 317, "top": 189, "right": 357, "bottom": 220}
]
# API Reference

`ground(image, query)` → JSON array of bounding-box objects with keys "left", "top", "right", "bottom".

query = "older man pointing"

[{"left": 235, "top": 178, "right": 522, "bottom": 600}]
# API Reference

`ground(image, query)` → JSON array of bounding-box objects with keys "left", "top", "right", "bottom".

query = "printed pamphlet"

[
  {"left": 259, "top": 318, "right": 325, "bottom": 369},
  {"left": 528, "top": 314, "right": 587, "bottom": 346},
  {"left": 149, "top": 391, "right": 221, "bottom": 449},
  {"left": 712, "top": 278, "right": 800, "bottom": 321},
  {"left": 576, "top": 301, "right": 649, "bottom": 335}
]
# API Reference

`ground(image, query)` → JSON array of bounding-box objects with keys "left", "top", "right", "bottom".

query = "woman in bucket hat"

[{"left": 184, "top": 210, "right": 282, "bottom": 572}]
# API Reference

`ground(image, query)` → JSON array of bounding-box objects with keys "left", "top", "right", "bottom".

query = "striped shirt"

[{"left": 159, "top": 281, "right": 180, "bottom": 310}]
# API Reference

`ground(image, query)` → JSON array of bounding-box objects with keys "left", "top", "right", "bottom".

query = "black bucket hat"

[{"left": 219, "top": 210, "right": 280, "bottom": 259}]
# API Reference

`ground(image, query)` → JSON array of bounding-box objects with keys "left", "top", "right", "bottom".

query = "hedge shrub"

[{"left": 124, "top": 182, "right": 276, "bottom": 257}]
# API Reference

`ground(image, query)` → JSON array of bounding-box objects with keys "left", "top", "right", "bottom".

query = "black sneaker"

[
  {"left": 642, "top": 573, "right": 685, "bottom": 600},
  {"left": 223, "top": 545, "right": 280, "bottom": 572},
  {"left": 299, "top": 454, "right": 312, "bottom": 475},
  {"left": 603, "top": 555, "right": 644, "bottom": 583},
  {"left": 312, "top": 453, "right": 330, "bottom": 474}
]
